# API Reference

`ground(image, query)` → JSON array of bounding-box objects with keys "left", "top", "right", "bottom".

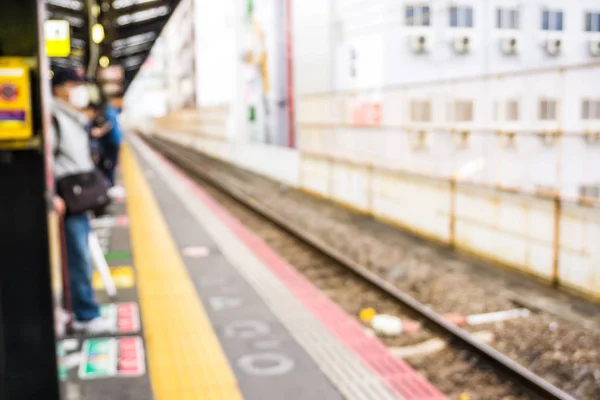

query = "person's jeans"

[{"left": 64, "top": 214, "right": 100, "bottom": 322}]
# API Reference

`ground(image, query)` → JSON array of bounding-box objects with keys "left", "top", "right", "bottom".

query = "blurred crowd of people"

[{"left": 51, "top": 66, "right": 124, "bottom": 335}]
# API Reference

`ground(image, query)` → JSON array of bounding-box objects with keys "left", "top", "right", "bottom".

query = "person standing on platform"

[
  {"left": 50, "top": 68, "right": 111, "bottom": 334},
  {"left": 85, "top": 102, "right": 112, "bottom": 169},
  {"left": 101, "top": 94, "right": 124, "bottom": 187}
]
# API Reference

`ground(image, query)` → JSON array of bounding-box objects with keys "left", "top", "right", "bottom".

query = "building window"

[
  {"left": 539, "top": 99, "right": 558, "bottom": 120},
  {"left": 506, "top": 100, "right": 519, "bottom": 121},
  {"left": 410, "top": 100, "right": 432, "bottom": 122},
  {"left": 585, "top": 12, "right": 600, "bottom": 32},
  {"left": 451, "top": 100, "right": 474, "bottom": 122},
  {"left": 406, "top": 5, "right": 431, "bottom": 27},
  {"left": 582, "top": 99, "right": 600, "bottom": 120},
  {"left": 580, "top": 185, "right": 600, "bottom": 200},
  {"left": 494, "top": 100, "right": 519, "bottom": 121},
  {"left": 497, "top": 8, "right": 519, "bottom": 29},
  {"left": 450, "top": 6, "right": 473, "bottom": 28},
  {"left": 542, "top": 10, "right": 563, "bottom": 31}
]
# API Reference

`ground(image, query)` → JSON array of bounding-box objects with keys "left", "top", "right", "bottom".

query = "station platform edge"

[{"left": 109, "top": 135, "right": 445, "bottom": 400}]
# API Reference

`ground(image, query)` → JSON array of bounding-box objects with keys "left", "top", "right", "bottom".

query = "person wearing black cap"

[{"left": 51, "top": 67, "right": 111, "bottom": 335}]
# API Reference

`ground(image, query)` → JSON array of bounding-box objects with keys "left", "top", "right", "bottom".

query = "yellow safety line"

[{"left": 122, "top": 145, "right": 243, "bottom": 400}]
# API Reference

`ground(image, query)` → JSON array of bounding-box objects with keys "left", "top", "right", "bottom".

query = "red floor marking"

[
  {"left": 144, "top": 140, "right": 447, "bottom": 400},
  {"left": 117, "top": 215, "right": 130, "bottom": 227}
]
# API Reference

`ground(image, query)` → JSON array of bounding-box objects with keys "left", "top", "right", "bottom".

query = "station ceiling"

[{"left": 46, "top": 0, "right": 180, "bottom": 89}]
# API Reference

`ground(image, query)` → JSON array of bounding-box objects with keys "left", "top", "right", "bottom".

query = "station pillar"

[{"left": 0, "top": 1, "right": 61, "bottom": 399}]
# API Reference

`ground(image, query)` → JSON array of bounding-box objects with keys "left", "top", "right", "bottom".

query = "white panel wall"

[
  {"left": 162, "top": 0, "right": 195, "bottom": 111},
  {"left": 193, "top": 0, "right": 237, "bottom": 107},
  {"left": 559, "top": 205, "right": 600, "bottom": 298},
  {"left": 372, "top": 171, "right": 452, "bottom": 242},
  {"left": 233, "top": 143, "right": 301, "bottom": 187},
  {"left": 454, "top": 186, "right": 556, "bottom": 280},
  {"left": 292, "top": 0, "right": 335, "bottom": 95}
]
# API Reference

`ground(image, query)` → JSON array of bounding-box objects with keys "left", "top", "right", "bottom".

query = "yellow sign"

[
  {"left": 45, "top": 20, "right": 71, "bottom": 58},
  {"left": 93, "top": 266, "right": 135, "bottom": 290},
  {"left": 0, "top": 58, "right": 32, "bottom": 140}
]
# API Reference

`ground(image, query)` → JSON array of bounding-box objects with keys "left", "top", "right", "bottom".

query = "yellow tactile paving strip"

[{"left": 122, "top": 145, "right": 243, "bottom": 400}]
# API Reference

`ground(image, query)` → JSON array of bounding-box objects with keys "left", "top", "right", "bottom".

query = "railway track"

[{"left": 144, "top": 135, "right": 576, "bottom": 400}]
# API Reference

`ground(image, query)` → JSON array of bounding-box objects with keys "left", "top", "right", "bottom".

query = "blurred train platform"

[{"left": 57, "top": 134, "right": 444, "bottom": 400}]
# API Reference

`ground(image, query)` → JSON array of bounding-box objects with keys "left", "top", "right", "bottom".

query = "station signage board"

[{"left": 44, "top": 20, "right": 71, "bottom": 58}]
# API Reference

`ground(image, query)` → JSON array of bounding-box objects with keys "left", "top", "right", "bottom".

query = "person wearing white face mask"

[{"left": 51, "top": 68, "right": 111, "bottom": 335}]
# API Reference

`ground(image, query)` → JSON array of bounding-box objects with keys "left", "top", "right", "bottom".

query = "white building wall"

[
  {"left": 292, "top": 0, "right": 336, "bottom": 95},
  {"left": 295, "top": 0, "right": 600, "bottom": 198},
  {"left": 143, "top": 0, "right": 600, "bottom": 300},
  {"left": 193, "top": 0, "right": 237, "bottom": 108},
  {"left": 163, "top": 0, "right": 196, "bottom": 111},
  {"left": 332, "top": 0, "right": 600, "bottom": 89},
  {"left": 123, "top": 39, "right": 168, "bottom": 128}
]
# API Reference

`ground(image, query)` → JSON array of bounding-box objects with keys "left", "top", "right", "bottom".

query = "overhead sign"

[{"left": 45, "top": 20, "right": 71, "bottom": 58}]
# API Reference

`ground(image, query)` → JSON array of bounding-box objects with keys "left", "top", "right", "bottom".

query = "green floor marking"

[
  {"left": 79, "top": 338, "right": 117, "bottom": 379},
  {"left": 104, "top": 251, "right": 132, "bottom": 263},
  {"left": 57, "top": 342, "right": 67, "bottom": 381}
]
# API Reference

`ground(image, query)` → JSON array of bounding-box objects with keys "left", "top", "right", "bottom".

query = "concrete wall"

[
  {"left": 147, "top": 111, "right": 600, "bottom": 301},
  {"left": 153, "top": 109, "right": 301, "bottom": 187},
  {"left": 297, "top": 64, "right": 600, "bottom": 198}
]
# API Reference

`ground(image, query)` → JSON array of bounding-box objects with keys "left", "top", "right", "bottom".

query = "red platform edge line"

[{"left": 142, "top": 140, "right": 447, "bottom": 400}]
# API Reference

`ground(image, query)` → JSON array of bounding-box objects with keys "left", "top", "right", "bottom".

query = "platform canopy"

[
  {"left": 45, "top": 0, "right": 89, "bottom": 69},
  {"left": 45, "top": 0, "right": 180, "bottom": 89},
  {"left": 103, "top": 0, "right": 180, "bottom": 87}
]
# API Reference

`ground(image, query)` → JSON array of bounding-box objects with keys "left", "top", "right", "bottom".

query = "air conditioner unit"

[
  {"left": 452, "top": 130, "right": 471, "bottom": 148},
  {"left": 453, "top": 36, "right": 471, "bottom": 54},
  {"left": 584, "top": 131, "right": 600, "bottom": 144},
  {"left": 537, "top": 131, "right": 560, "bottom": 147},
  {"left": 409, "top": 130, "right": 429, "bottom": 150},
  {"left": 589, "top": 39, "right": 600, "bottom": 57},
  {"left": 544, "top": 38, "right": 562, "bottom": 56},
  {"left": 497, "top": 131, "right": 517, "bottom": 149},
  {"left": 410, "top": 35, "right": 430, "bottom": 54},
  {"left": 500, "top": 37, "right": 519, "bottom": 55}
]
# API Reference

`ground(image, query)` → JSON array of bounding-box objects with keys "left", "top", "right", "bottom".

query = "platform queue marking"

[
  {"left": 100, "top": 302, "right": 141, "bottom": 334},
  {"left": 206, "top": 277, "right": 296, "bottom": 377},
  {"left": 93, "top": 266, "right": 135, "bottom": 290},
  {"left": 79, "top": 336, "right": 145, "bottom": 380}
]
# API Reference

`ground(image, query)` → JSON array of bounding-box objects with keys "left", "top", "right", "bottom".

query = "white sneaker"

[
  {"left": 54, "top": 308, "right": 71, "bottom": 338},
  {"left": 73, "top": 317, "right": 114, "bottom": 335}
]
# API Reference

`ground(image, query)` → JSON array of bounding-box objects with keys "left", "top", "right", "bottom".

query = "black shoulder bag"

[{"left": 53, "top": 114, "right": 111, "bottom": 215}]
